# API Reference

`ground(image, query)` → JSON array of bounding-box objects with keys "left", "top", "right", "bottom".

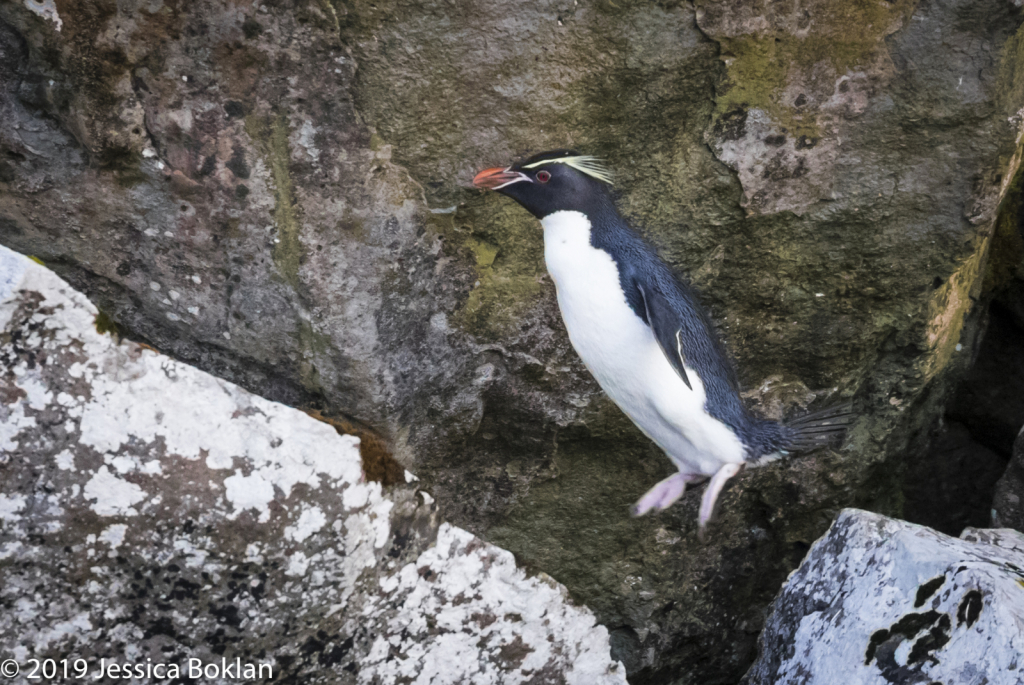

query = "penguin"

[{"left": 472, "top": 150, "right": 852, "bottom": 536}]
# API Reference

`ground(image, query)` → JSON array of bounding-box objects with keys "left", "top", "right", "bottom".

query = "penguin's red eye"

[{"left": 536, "top": 170, "right": 551, "bottom": 183}]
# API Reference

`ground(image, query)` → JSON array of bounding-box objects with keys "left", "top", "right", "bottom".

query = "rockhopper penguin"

[{"left": 473, "top": 150, "right": 853, "bottom": 536}]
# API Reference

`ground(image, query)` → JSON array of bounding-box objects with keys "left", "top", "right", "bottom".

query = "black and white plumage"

[{"left": 473, "top": 150, "right": 852, "bottom": 534}]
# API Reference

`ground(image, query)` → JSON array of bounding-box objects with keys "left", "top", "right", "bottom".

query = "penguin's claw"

[
  {"left": 631, "top": 472, "right": 700, "bottom": 517},
  {"left": 697, "top": 463, "right": 743, "bottom": 538}
]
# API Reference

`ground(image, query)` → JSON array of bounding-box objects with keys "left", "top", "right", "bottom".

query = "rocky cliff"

[{"left": 2, "top": 0, "right": 1024, "bottom": 682}]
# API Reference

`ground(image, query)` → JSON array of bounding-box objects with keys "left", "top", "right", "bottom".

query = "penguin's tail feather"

[{"left": 783, "top": 401, "right": 855, "bottom": 452}]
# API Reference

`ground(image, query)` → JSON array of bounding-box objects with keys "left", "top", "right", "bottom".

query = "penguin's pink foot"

[
  {"left": 631, "top": 472, "right": 702, "bottom": 517},
  {"left": 697, "top": 463, "right": 743, "bottom": 540}
]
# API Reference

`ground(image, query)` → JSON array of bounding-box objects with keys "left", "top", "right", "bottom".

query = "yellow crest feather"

[{"left": 522, "top": 155, "right": 614, "bottom": 184}]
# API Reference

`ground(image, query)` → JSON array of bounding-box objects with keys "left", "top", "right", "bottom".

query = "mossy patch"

[
  {"left": 924, "top": 240, "right": 988, "bottom": 382},
  {"left": 295, "top": 320, "right": 331, "bottom": 396},
  {"left": 465, "top": 236, "right": 499, "bottom": 269},
  {"left": 449, "top": 201, "right": 547, "bottom": 339},
  {"left": 53, "top": 1, "right": 132, "bottom": 111},
  {"left": 703, "top": 0, "right": 917, "bottom": 136},
  {"left": 244, "top": 114, "right": 325, "bottom": 394},
  {"left": 96, "top": 144, "right": 148, "bottom": 188},
  {"left": 94, "top": 309, "right": 121, "bottom": 339},
  {"left": 457, "top": 273, "right": 545, "bottom": 337},
  {"left": 245, "top": 114, "right": 304, "bottom": 288},
  {"left": 997, "top": 18, "right": 1024, "bottom": 115}
]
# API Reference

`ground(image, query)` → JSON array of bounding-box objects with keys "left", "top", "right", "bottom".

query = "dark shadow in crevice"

[
  {"left": 946, "top": 300, "right": 1024, "bottom": 457},
  {"left": 904, "top": 418, "right": 1008, "bottom": 536},
  {"left": 904, "top": 186, "right": 1024, "bottom": 535}
]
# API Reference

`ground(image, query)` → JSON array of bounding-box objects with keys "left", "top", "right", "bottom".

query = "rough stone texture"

[
  {"left": 905, "top": 141, "right": 1024, "bottom": 536},
  {"left": 992, "top": 425, "right": 1024, "bottom": 531},
  {"left": 942, "top": 163, "right": 1024, "bottom": 464},
  {"left": 0, "top": 246, "right": 626, "bottom": 685},
  {"left": 742, "top": 509, "right": 1024, "bottom": 685},
  {"left": 903, "top": 421, "right": 1008, "bottom": 535},
  {"left": 2, "top": 0, "right": 1024, "bottom": 681}
]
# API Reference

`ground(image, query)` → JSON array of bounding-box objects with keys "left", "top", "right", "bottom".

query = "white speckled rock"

[
  {"left": 0, "top": 245, "right": 626, "bottom": 684},
  {"left": 742, "top": 509, "right": 1024, "bottom": 685}
]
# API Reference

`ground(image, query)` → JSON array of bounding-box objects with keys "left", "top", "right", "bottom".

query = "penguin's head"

[{"left": 472, "top": 150, "right": 614, "bottom": 219}]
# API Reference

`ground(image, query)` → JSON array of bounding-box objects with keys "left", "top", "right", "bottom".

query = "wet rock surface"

[
  {"left": 0, "top": 246, "right": 626, "bottom": 684},
  {"left": 742, "top": 509, "right": 1024, "bottom": 685},
  {"left": 1, "top": 0, "right": 1024, "bottom": 681}
]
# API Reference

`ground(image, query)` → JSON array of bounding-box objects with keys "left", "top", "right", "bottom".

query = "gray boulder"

[
  {"left": 0, "top": 245, "right": 626, "bottom": 684},
  {"left": 992, "top": 425, "right": 1024, "bottom": 532},
  {"left": 743, "top": 509, "right": 1024, "bottom": 685}
]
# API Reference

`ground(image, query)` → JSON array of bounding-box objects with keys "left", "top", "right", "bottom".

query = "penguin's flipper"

[{"left": 637, "top": 283, "right": 692, "bottom": 390}]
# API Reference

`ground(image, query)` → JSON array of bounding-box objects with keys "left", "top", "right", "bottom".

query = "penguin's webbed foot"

[
  {"left": 697, "top": 463, "right": 743, "bottom": 541},
  {"left": 631, "top": 472, "right": 702, "bottom": 517}
]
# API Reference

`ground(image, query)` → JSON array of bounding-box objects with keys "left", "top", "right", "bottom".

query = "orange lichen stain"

[{"left": 304, "top": 409, "right": 405, "bottom": 486}]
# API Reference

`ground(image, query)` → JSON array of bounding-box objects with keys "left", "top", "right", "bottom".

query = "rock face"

[
  {"left": 2, "top": 0, "right": 1024, "bottom": 681},
  {"left": 992, "top": 426, "right": 1024, "bottom": 532},
  {"left": 0, "top": 246, "right": 626, "bottom": 684},
  {"left": 743, "top": 509, "right": 1024, "bottom": 685},
  {"left": 903, "top": 421, "right": 1009, "bottom": 535},
  {"left": 904, "top": 157, "right": 1024, "bottom": 536}
]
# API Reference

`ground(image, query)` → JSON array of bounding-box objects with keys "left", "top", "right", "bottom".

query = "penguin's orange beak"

[{"left": 472, "top": 166, "right": 530, "bottom": 190}]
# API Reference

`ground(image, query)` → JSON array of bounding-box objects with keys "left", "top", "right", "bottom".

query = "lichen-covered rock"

[
  {"left": 742, "top": 509, "right": 1024, "bottom": 685},
  {"left": 0, "top": 245, "right": 626, "bottom": 684},
  {"left": 2, "top": 0, "right": 1024, "bottom": 681},
  {"left": 992, "top": 425, "right": 1024, "bottom": 532}
]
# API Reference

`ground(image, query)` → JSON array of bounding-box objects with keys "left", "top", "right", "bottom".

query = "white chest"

[
  {"left": 539, "top": 211, "right": 746, "bottom": 472},
  {"left": 540, "top": 211, "right": 653, "bottom": 387}
]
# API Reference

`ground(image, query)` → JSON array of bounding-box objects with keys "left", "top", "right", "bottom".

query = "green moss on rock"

[
  {"left": 94, "top": 309, "right": 121, "bottom": 339},
  {"left": 295, "top": 320, "right": 332, "bottom": 396},
  {"left": 245, "top": 113, "right": 304, "bottom": 289},
  {"left": 997, "top": 19, "right": 1024, "bottom": 115},
  {"left": 702, "top": 0, "right": 917, "bottom": 136},
  {"left": 450, "top": 200, "right": 547, "bottom": 339}
]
